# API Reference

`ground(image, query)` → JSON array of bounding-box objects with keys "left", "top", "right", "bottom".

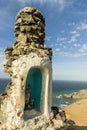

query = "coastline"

[
  {"left": 64, "top": 90, "right": 87, "bottom": 126},
  {"left": 0, "top": 78, "right": 87, "bottom": 129}
]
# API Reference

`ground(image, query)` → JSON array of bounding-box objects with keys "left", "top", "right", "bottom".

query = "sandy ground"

[{"left": 64, "top": 98, "right": 87, "bottom": 126}]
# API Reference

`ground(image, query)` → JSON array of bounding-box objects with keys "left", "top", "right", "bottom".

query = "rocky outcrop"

[{"left": 63, "top": 89, "right": 87, "bottom": 100}]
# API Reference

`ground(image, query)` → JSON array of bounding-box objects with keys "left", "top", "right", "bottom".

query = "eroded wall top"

[
  {"left": 14, "top": 7, "right": 45, "bottom": 46},
  {"left": 4, "top": 7, "right": 52, "bottom": 75}
]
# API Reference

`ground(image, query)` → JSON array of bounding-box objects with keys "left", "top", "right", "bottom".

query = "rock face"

[
  {"left": 0, "top": 7, "right": 64, "bottom": 130},
  {"left": 63, "top": 89, "right": 87, "bottom": 100}
]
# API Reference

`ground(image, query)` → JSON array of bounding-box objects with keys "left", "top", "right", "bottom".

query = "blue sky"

[{"left": 0, "top": 0, "right": 87, "bottom": 81}]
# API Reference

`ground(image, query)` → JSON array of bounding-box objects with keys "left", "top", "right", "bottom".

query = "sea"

[{"left": 0, "top": 79, "right": 87, "bottom": 109}]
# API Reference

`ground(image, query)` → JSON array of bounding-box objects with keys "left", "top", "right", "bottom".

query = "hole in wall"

[{"left": 24, "top": 67, "right": 42, "bottom": 120}]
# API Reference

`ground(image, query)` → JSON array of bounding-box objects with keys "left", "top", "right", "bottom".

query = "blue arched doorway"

[{"left": 25, "top": 68, "right": 42, "bottom": 111}]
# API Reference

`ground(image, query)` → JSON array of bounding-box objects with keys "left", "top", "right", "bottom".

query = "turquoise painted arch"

[{"left": 26, "top": 67, "right": 42, "bottom": 111}]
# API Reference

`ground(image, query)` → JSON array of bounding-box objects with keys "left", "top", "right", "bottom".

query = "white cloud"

[
  {"left": 68, "top": 21, "right": 87, "bottom": 37},
  {"left": 0, "top": 48, "right": 9, "bottom": 78},
  {"left": 0, "top": 48, "right": 4, "bottom": 63},
  {"left": 45, "top": 36, "right": 52, "bottom": 42},
  {"left": 55, "top": 48, "right": 61, "bottom": 52},
  {"left": 73, "top": 43, "right": 80, "bottom": 47},
  {"left": 17, "top": 0, "right": 73, "bottom": 11},
  {"left": 72, "top": 53, "right": 86, "bottom": 57},
  {"left": 59, "top": 51, "right": 70, "bottom": 57},
  {"left": 0, "top": 59, "right": 4, "bottom": 77},
  {"left": 70, "top": 30, "right": 77, "bottom": 34},
  {"left": 63, "top": 45, "right": 67, "bottom": 49},
  {"left": 56, "top": 49, "right": 87, "bottom": 58},
  {"left": 59, "top": 43, "right": 63, "bottom": 46},
  {"left": 0, "top": 48, "right": 4, "bottom": 68},
  {"left": 0, "top": 48, "right": 4, "bottom": 56},
  {"left": 77, "top": 21, "right": 87, "bottom": 30},
  {"left": 57, "top": 37, "right": 66, "bottom": 42},
  {"left": 68, "top": 36, "right": 77, "bottom": 43},
  {"left": 79, "top": 44, "right": 87, "bottom": 53},
  {"left": 68, "top": 31, "right": 80, "bottom": 43}
]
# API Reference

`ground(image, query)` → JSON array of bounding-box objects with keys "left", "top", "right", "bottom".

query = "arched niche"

[
  {"left": 24, "top": 67, "right": 42, "bottom": 119},
  {"left": 24, "top": 66, "right": 51, "bottom": 120},
  {"left": 25, "top": 67, "right": 42, "bottom": 112}
]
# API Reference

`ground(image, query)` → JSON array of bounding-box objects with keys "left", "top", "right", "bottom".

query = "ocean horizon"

[{"left": 0, "top": 78, "right": 87, "bottom": 109}]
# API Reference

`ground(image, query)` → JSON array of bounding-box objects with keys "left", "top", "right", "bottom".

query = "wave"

[
  {"left": 59, "top": 102, "right": 69, "bottom": 109},
  {"left": 56, "top": 94, "right": 62, "bottom": 99}
]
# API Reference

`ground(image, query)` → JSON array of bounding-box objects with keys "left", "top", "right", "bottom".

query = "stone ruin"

[{"left": 0, "top": 7, "right": 64, "bottom": 130}]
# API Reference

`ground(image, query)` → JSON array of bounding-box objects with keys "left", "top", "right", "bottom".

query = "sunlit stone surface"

[{"left": 0, "top": 7, "right": 64, "bottom": 130}]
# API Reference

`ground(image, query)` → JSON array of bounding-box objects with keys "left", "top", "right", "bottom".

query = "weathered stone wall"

[
  {"left": 0, "top": 6, "right": 73, "bottom": 130},
  {"left": 4, "top": 7, "right": 52, "bottom": 75},
  {"left": 0, "top": 7, "right": 54, "bottom": 129},
  {"left": 14, "top": 7, "right": 45, "bottom": 45}
]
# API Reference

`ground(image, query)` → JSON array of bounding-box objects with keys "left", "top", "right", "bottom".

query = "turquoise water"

[
  {"left": 52, "top": 80, "right": 87, "bottom": 108},
  {"left": 26, "top": 68, "right": 42, "bottom": 110},
  {"left": 0, "top": 79, "right": 87, "bottom": 109}
]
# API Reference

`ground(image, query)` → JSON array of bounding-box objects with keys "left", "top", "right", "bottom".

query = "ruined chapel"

[{"left": 0, "top": 7, "right": 53, "bottom": 129}]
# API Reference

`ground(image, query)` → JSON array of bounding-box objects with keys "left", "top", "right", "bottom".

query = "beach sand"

[{"left": 64, "top": 98, "right": 87, "bottom": 126}]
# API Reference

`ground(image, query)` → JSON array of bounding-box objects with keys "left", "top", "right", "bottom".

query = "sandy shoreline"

[{"left": 64, "top": 98, "right": 87, "bottom": 126}]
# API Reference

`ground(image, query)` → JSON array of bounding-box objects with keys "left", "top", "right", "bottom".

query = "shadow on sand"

[
  {"left": 58, "top": 126, "right": 87, "bottom": 130},
  {"left": 67, "top": 126, "right": 87, "bottom": 130}
]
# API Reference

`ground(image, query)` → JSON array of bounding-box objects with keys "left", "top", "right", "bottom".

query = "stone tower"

[{"left": 0, "top": 7, "right": 52, "bottom": 129}]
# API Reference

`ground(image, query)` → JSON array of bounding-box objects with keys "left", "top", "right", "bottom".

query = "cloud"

[
  {"left": 68, "top": 20, "right": 87, "bottom": 36},
  {"left": 0, "top": 57, "right": 4, "bottom": 76},
  {"left": 63, "top": 45, "right": 67, "bottom": 49},
  {"left": 17, "top": 0, "right": 73, "bottom": 11},
  {"left": 57, "top": 37, "right": 66, "bottom": 42},
  {"left": 77, "top": 21, "right": 87, "bottom": 30},
  {"left": 0, "top": 48, "right": 4, "bottom": 56},
  {"left": 68, "top": 36, "right": 77, "bottom": 43},
  {"left": 55, "top": 20, "right": 87, "bottom": 58},
  {"left": 55, "top": 48, "right": 61, "bottom": 52},
  {"left": 79, "top": 44, "right": 87, "bottom": 53},
  {"left": 68, "top": 22, "right": 76, "bottom": 26},
  {"left": 73, "top": 43, "right": 80, "bottom": 47},
  {"left": 59, "top": 51, "right": 86, "bottom": 57},
  {"left": 0, "top": 48, "right": 9, "bottom": 78},
  {"left": 56, "top": 44, "right": 87, "bottom": 58},
  {"left": 45, "top": 36, "right": 52, "bottom": 42},
  {"left": 68, "top": 31, "right": 80, "bottom": 43},
  {"left": 70, "top": 30, "right": 77, "bottom": 34},
  {"left": 0, "top": 48, "right": 4, "bottom": 68}
]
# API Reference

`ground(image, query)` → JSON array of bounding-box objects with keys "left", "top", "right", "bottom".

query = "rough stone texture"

[
  {"left": 4, "top": 7, "right": 52, "bottom": 75},
  {"left": 0, "top": 7, "right": 72, "bottom": 130},
  {"left": 14, "top": 7, "right": 45, "bottom": 45},
  {"left": 0, "top": 7, "right": 64, "bottom": 130}
]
